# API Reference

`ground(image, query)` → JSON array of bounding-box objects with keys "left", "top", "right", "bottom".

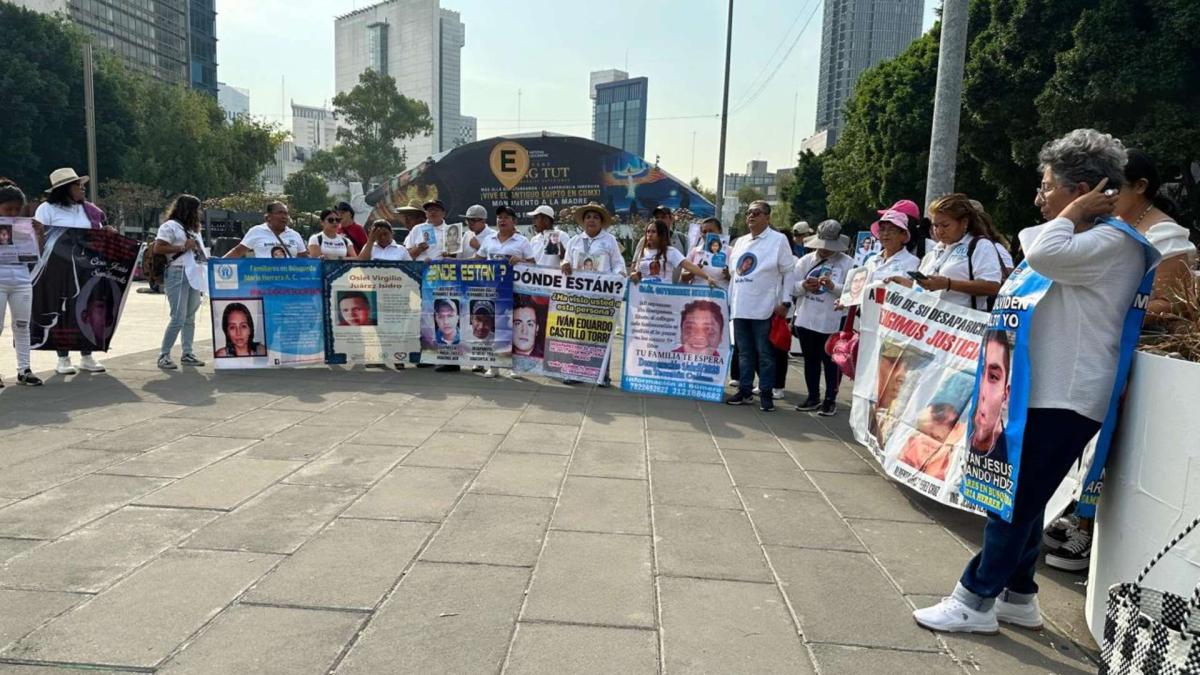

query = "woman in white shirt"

[
  {"left": 477, "top": 206, "right": 534, "bottom": 265},
  {"left": 308, "top": 209, "right": 357, "bottom": 259},
  {"left": 153, "top": 194, "right": 207, "bottom": 370},
  {"left": 862, "top": 209, "right": 920, "bottom": 283},
  {"left": 791, "top": 220, "right": 854, "bottom": 416},
  {"left": 630, "top": 220, "right": 716, "bottom": 285},
  {"left": 358, "top": 221, "right": 412, "bottom": 261},
  {"left": 892, "top": 193, "right": 1003, "bottom": 310},
  {"left": 0, "top": 181, "right": 43, "bottom": 387},
  {"left": 680, "top": 217, "right": 730, "bottom": 288},
  {"left": 561, "top": 204, "right": 626, "bottom": 277},
  {"left": 33, "top": 168, "right": 108, "bottom": 375}
]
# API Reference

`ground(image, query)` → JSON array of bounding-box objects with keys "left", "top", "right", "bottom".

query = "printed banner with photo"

[
  {"left": 839, "top": 266, "right": 870, "bottom": 307},
  {"left": 0, "top": 217, "right": 41, "bottom": 266},
  {"left": 420, "top": 260, "right": 513, "bottom": 367},
  {"left": 322, "top": 261, "right": 426, "bottom": 365},
  {"left": 621, "top": 282, "right": 730, "bottom": 402},
  {"left": 850, "top": 284, "right": 990, "bottom": 513},
  {"left": 207, "top": 258, "right": 324, "bottom": 369},
  {"left": 511, "top": 265, "right": 624, "bottom": 383},
  {"left": 29, "top": 228, "right": 140, "bottom": 352},
  {"left": 700, "top": 233, "right": 728, "bottom": 269},
  {"left": 854, "top": 231, "right": 881, "bottom": 265}
]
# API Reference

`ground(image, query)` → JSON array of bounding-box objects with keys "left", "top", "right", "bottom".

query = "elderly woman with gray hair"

[{"left": 915, "top": 129, "right": 1156, "bottom": 635}]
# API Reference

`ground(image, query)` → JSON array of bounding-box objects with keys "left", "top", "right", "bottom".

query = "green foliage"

[
  {"left": 202, "top": 192, "right": 284, "bottom": 214},
  {"left": 689, "top": 177, "right": 718, "bottom": 204},
  {"left": 98, "top": 180, "right": 161, "bottom": 234},
  {"left": 782, "top": 150, "right": 828, "bottom": 224},
  {"left": 284, "top": 171, "right": 332, "bottom": 214},
  {"left": 330, "top": 69, "right": 434, "bottom": 187}
]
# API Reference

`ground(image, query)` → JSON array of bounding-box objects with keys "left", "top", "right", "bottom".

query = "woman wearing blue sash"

[{"left": 915, "top": 129, "right": 1160, "bottom": 634}]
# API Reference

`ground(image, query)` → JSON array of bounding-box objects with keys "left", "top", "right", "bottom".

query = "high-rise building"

[
  {"left": 217, "top": 83, "right": 250, "bottom": 123},
  {"left": 591, "top": 74, "right": 648, "bottom": 157},
  {"left": 12, "top": 0, "right": 217, "bottom": 94},
  {"left": 589, "top": 69, "right": 628, "bottom": 100},
  {"left": 291, "top": 103, "right": 339, "bottom": 153},
  {"left": 334, "top": 0, "right": 477, "bottom": 169},
  {"left": 815, "top": 0, "right": 923, "bottom": 146}
]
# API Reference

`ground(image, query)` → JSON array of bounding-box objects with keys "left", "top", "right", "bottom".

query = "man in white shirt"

[
  {"left": 725, "top": 200, "right": 795, "bottom": 412},
  {"left": 459, "top": 204, "right": 496, "bottom": 259},
  {"left": 915, "top": 129, "right": 1150, "bottom": 636},
  {"left": 404, "top": 200, "right": 449, "bottom": 261},
  {"left": 527, "top": 205, "right": 567, "bottom": 268},
  {"left": 224, "top": 201, "right": 307, "bottom": 258}
]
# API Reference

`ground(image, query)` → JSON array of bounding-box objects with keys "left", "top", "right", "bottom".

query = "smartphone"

[{"left": 907, "top": 271, "right": 929, "bottom": 281}]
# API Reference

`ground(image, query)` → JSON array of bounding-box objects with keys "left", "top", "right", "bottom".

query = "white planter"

[{"left": 1086, "top": 351, "right": 1200, "bottom": 643}]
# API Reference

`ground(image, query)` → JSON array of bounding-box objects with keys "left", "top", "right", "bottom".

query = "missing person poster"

[
  {"left": 839, "top": 266, "right": 870, "bottom": 307},
  {"left": 420, "top": 260, "right": 513, "bottom": 367},
  {"left": 621, "top": 282, "right": 730, "bottom": 402},
  {"left": 850, "top": 284, "right": 989, "bottom": 513},
  {"left": 322, "top": 261, "right": 425, "bottom": 365},
  {"left": 29, "top": 228, "right": 140, "bottom": 352},
  {"left": 208, "top": 258, "right": 324, "bottom": 369},
  {"left": 511, "top": 265, "right": 624, "bottom": 383},
  {"left": 0, "top": 217, "right": 40, "bottom": 266}
]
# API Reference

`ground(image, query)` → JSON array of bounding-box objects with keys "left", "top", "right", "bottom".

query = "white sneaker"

[
  {"left": 772, "top": 388, "right": 786, "bottom": 400},
  {"left": 995, "top": 593, "right": 1043, "bottom": 629},
  {"left": 503, "top": 370, "right": 522, "bottom": 380},
  {"left": 56, "top": 357, "right": 77, "bottom": 375},
  {"left": 727, "top": 379, "right": 739, "bottom": 388},
  {"left": 78, "top": 355, "right": 106, "bottom": 372},
  {"left": 913, "top": 596, "right": 999, "bottom": 634},
  {"left": 481, "top": 367, "right": 497, "bottom": 378},
  {"left": 752, "top": 386, "right": 761, "bottom": 395}
]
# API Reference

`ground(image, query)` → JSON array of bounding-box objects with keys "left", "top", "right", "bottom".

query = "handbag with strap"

[
  {"left": 1102, "top": 513, "right": 1200, "bottom": 674},
  {"left": 768, "top": 314, "right": 792, "bottom": 352},
  {"left": 824, "top": 309, "right": 859, "bottom": 380}
]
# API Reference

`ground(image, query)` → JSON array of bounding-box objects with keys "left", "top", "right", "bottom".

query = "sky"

[{"left": 220, "top": 0, "right": 938, "bottom": 188}]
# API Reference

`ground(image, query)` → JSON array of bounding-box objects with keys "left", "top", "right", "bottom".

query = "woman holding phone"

[{"left": 890, "top": 193, "right": 1003, "bottom": 310}]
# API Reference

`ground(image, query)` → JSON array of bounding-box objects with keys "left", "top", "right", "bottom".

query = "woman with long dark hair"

[
  {"left": 630, "top": 220, "right": 715, "bottom": 285},
  {"left": 154, "top": 194, "right": 206, "bottom": 369},
  {"left": 0, "top": 179, "right": 44, "bottom": 387},
  {"left": 214, "top": 303, "right": 266, "bottom": 357},
  {"left": 308, "top": 208, "right": 357, "bottom": 259}
]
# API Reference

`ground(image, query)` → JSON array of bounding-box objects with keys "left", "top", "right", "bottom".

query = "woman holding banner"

[
  {"left": 630, "top": 220, "right": 717, "bottom": 286},
  {"left": 308, "top": 209, "right": 358, "bottom": 259},
  {"left": 914, "top": 129, "right": 1158, "bottom": 635},
  {"left": 862, "top": 209, "right": 919, "bottom": 283},
  {"left": 0, "top": 180, "right": 43, "bottom": 386}
]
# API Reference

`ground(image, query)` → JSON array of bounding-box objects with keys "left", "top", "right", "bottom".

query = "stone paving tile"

[
  {"left": 584, "top": 395, "right": 644, "bottom": 417},
  {"left": 646, "top": 429, "right": 721, "bottom": 463},
  {"left": 192, "top": 410, "right": 311, "bottom": 439},
  {"left": 506, "top": 623, "right": 658, "bottom": 675},
  {"left": 244, "top": 519, "right": 433, "bottom": 611},
  {"left": 810, "top": 644, "right": 964, "bottom": 674},
  {"left": 471, "top": 391, "right": 533, "bottom": 410},
  {"left": 580, "top": 413, "right": 645, "bottom": 442},
  {"left": 807, "top": 471, "right": 934, "bottom": 523},
  {"left": 102, "top": 435, "right": 256, "bottom": 479},
  {"left": 0, "top": 507, "right": 217, "bottom": 593},
  {"left": 650, "top": 461, "right": 741, "bottom": 509},
  {"left": 342, "top": 466, "right": 474, "bottom": 522},
  {"left": 421, "top": 493, "right": 554, "bottom": 567},
  {"left": 0, "top": 429, "right": 96, "bottom": 470},
  {"left": 0, "top": 539, "right": 39, "bottom": 565},
  {"left": 135, "top": 457, "right": 302, "bottom": 510},
  {"left": 240, "top": 424, "right": 360, "bottom": 460},
  {"left": 66, "top": 402, "right": 184, "bottom": 431},
  {"left": 523, "top": 530, "right": 654, "bottom": 628},
  {"left": 162, "top": 393, "right": 274, "bottom": 420},
  {"left": 284, "top": 443, "right": 407, "bottom": 489},
  {"left": 183, "top": 484, "right": 361, "bottom": 554},
  {"left": 470, "top": 452, "right": 568, "bottom": 499},
  {"left": 740, "top": 488, "right": 865, "bottom": 551},
  {"left": 658, "top": 576, "right": 812, "bottom": 674},
  {"left": 0, "top": 589, "right": 86, "bottom": 653},
  {"left": 850, "top": 519, "right": 972, "bottom": 596},
  {"left": 767, "top": 545, "right": 939, "bottom": 651},
  {"left": 0, "top": 665, "right": 127, "bottom": 674},
  {"left": 401, "top": 432, "right": 500, "bottom": 470},
  {"left": 0, "top": 449, "right": 137, "bottom": 499},
  {"left": 704, "top": 418, "right": 785, "bottom": 451},
  {"left": 782, "top": 438, "right": 877, "bottom": 474},
  {"left": 305, "top": 399, "right": 394, "bottom": 427},
  {"left": 654, "top": 505, "right": 772, "bottom": 582},
  {"left": 0, "top": 475, "right": 170, "bottom": 539},
  {"left": 569, "top": 440, "right": 646, "bottom": 480},
  {"left": 552, "top": 476, "right": 649, "bottom": 535},
  {"left": 497, "top": 422, "right": 578, "bottom": 455},
  {"left": 446, "top": 408, "right": 523, "bottom": 435},
  {"left": 261, "top": 391, "right": 356, "bottom": 413},
  {"left": 156, "top": 604, "right": 363, "bottom": 674},
  {"left": 722, "top": 449, "right": 818, "bottom": 492},
  {"left": 644, "top": 409, "right": 708, "bottom": 432},
  {"left": 349, "top": 414, "right": 439, "bottom": 447},
  {"left": 2, "top": 549, "right": 279, "bottom": 669},
  {"left": 72, "top": 417, "right": 214, "bottom": 452},
  {"left": 334, "top": 562, "right": 528, "bottom": 675},
  {"left": 520, "top": 394, "right": 589, "bottom": 426}
]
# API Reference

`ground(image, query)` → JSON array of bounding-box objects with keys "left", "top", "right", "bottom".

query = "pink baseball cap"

[
  {"left": 871, "top": 209, "right": 911, "bottom": 242},
  {"left": 878, "top": 199, "right": 920, "bottom": 221}
]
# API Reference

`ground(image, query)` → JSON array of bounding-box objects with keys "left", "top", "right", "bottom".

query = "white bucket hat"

[
  {"left": 526, "top": 205, "right": 555, "bottom": 220},
  {"left": 804, "top": 219, "right": 850, "bottom": 252},
  {"left": 46, "top": 167, "right": 89, "bottom": 193}
]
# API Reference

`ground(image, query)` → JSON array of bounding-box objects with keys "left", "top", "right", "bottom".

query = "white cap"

[
  {"left": 526, "top": 205, "right": 555, "bottom": 220},
  {"left": 459, "top": 204, "right": 487, "bottom": 220}
]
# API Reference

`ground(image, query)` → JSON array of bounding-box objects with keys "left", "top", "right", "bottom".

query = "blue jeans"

[
  {"left": 733, "top": 318, "right": 775, "bottom": 401},
  {"left": 160, "top": 266, "right": 202, "bottom": 357},
  {"left": 955, "top": 408, "right": 1100, "bottom": 609}
]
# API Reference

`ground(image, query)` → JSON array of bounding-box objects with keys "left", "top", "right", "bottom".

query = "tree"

[
  {"left": 330, "top": 69, "right": 433, "bottom": 187},
  {"left": 98, "top": 180, "right": 162, "bottom": 236},
  {"left": 689, "top": 177, "right": 717, "bottom": 204},
  {"left": 783, "top": 150, "right": 828, "bottom": 225},
  {"left": 284, "top": 170, "right": 332, "bottom": 214},
  {"left": 304, "top": 147, "right": 356, "bottom": 185}
]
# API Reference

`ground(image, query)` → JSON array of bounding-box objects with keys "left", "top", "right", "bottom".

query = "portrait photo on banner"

[
  {"left": 868, "top": 338, "right": 934, "bottom": 450},
  {"left": 469, "top": 299, "right": 495, "bottom": 344},
  {"left": 512, "top": 293, "right": 549, "bottom": 360},
  {"left": 212, "top": 299, "right": 269, "bottom": 359},
  {"left": 674, "top": 298, "right": 724, "bottom": 357},
  {"left": 74, "top": 276, "right": 122, "bottom": 350},
  {"left": 839, "top": 266, "right": 870, "bottom": 307},
  {"left": 967, "top": 329, "right": 1015, "bottom": 463},
  {"left": 424, "top": 296, "right": 463, "bottom": 348},
  {"left": 336, "top": 290, "right": 378, "bottom": 327}
]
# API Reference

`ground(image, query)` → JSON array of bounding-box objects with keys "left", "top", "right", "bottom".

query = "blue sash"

[{"left": 960, "top": 216, "right": 1160, "bottom": 521}]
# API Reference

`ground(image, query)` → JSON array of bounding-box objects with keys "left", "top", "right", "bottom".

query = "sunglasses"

[{"left": 324, "top": 217, "right": 339, "bottom": 223}]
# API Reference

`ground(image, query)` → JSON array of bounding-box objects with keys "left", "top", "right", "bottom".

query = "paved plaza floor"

[{"left": 0, "top": 287, "right": 1101, "bottom": 673}]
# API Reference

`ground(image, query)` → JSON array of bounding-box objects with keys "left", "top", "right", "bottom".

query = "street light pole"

[
  {"left": 82, "top": 44, "right": 99, "bottom": 203},
  {"left": 924, "top": 0, "right": 969, "bottom": 208},
  {"left": 714, "top": 0, "right": 734, "bottom": 218}
]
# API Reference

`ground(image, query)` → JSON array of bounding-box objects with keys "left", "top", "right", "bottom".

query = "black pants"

[
  {"left": 730, "top": 345, "right": 788, "bottom": 389},
  {"left": 795, "top": 326, "right": 839, "bottom": 402}
]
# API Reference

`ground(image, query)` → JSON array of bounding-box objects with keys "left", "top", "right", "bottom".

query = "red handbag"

[
  {"left": 825, "top": 310, "right": 859, "bottom": 380},
  {"left": 769, "top": 314, "right": 792, "bottom": 352}
]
